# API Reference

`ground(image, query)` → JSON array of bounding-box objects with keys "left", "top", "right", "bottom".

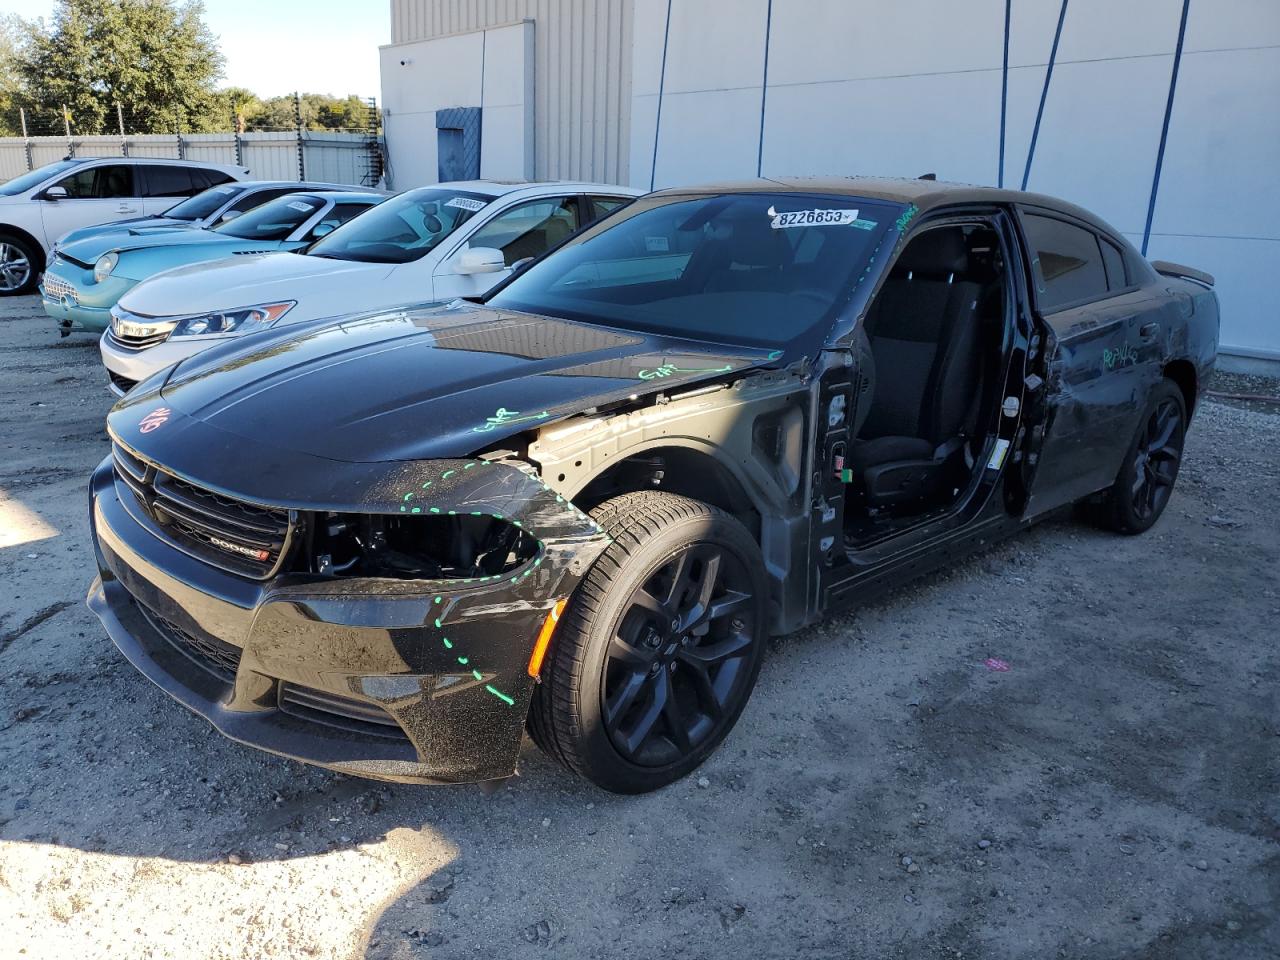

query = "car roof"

[
  {"left": 649, "top": 175, "right": 1110, "bottom": 230},
  {"left": 281, "top": 190, "right": 386, "bottom": 203},
  {"left": 432, "top": 179, "right": 643, "bottom": 198},
  {"left": 240, "top": 180, "right": 356, "bottom": 191},
  {"left": 58, "top": 156, "right": 249, "bottom": 176}
]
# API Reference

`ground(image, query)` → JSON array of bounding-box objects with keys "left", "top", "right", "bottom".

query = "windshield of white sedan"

[
  {"left": 164, "top": 184, "right": 244, "bottom": 221},
  {"left": 305, "top": 189, "right": 489, "bottom": 263},
  {"left": 213, "top": 194, "right": 325, "bottom": 241},
  {"left": 487, "top": 194, "right": 897, "bottom": 348},
  {"left": 0, "top": 159, "right": 81, "bottom": 196}
]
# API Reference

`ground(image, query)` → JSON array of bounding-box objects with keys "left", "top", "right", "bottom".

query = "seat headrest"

[
  {"left": 896, "top": 228, "right": 968, "bottom": 277},
  {"left": 724, "top": 220, "right": 790, "bottom": 268}
]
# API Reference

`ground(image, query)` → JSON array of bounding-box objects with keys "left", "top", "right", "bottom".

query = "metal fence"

[{"left": 0, "top": 95, "right": 385, "bottom": 186}]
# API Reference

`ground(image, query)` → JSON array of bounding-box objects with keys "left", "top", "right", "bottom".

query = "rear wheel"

[
  {"left": 528, "top": 491, "right": 768, "bottom": 793},
  {"left": 1097, "top": 380, "right": 1185, "bottom": 534},
  {"left": 0, "top": 234, "right": 39, "bottom": 296}
]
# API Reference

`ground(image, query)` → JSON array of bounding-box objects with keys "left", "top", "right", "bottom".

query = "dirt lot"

[{"left": 0, "top": 293, "right": 1276, "bottom": 960}]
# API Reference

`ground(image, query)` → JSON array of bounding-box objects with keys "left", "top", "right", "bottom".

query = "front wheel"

[
  {"left": 0, "top": 234, "right": 40, "bottom": 296},
  {"left": 1097, "top": 380, "right": 1186, "bottom": 534},
  {"left": 528, "top": 491, "right": 768, "bottom": 793}
]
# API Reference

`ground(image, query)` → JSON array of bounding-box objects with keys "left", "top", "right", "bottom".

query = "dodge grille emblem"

[
  {"left": 139, "top": 407, "right": 171, "bottom": 433},
  {"left": 208, "top": 535, "right": 271, "bottom": 562}
]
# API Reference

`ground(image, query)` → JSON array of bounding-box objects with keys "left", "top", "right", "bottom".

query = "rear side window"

[
  {"left": 195, "top": 168, "right": 236, "bottom": 189},
  {"left": 228, "top": 187, "right": 300, "bottom": 213},
  {"left": 1099, "top": 236, "right": 1128, "bottom": 290},
  {"left": 142, "top": 166, "right": 196, "bottom": 198},
  {"left": 589, "top": 195, "right": 630, "bottom": 221},
  {"left": 1022, "top": 213, "right": 1108, "bottom": 311},
  {"left": 54, "top": 164, "right": 137, "bottom": 199}
]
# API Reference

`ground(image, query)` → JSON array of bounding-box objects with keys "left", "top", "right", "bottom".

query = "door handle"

[
  {"left": 1139, "top": 321, "right": 1160, "bottom": 340},
  {"left": 116, "top": 203, "right": 138, "bottom": 213}
]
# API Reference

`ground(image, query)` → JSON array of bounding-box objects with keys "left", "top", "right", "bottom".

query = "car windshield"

[
  {"left": 213, "top": 194, "right": 325, "bottom": 241},
  {"left": 164, "top": 183, "right": 246, "bottom": 221},
  {"left": 487, "top": 193, "right": 899, "bottom": 348},
  {"left": 305, "top": 188, "right": 490, "bottom": 263},
  {"left": 0, "top": 159, "right": 82, "bottom": 196}
]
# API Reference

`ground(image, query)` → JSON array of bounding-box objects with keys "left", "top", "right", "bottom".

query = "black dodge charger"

[{"left": 89, "top": 177, "right": 1219, "bottom": 793}]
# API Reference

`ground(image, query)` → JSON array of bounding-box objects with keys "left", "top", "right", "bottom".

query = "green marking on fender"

[
  {"left": 421, "top": 481, "right": 432, "bottom": 489},
  {"left": 403, "top": 493, "right": 413, "bottom": 501},
  {"left": 457, "top": 656, "right": 469, "bottom": 665},
  {"left": 485, "top": 684, "right": 515, "bottom": 706},
  {"left": 471, "top": 669, "right": 484, "bottom": 682},
  {"left": 434, "top": 618, "right": 443, "bottom": 628},
  {"left": 429, "top": 507, "right": 441, "bottom": 514},
  {"left": 433, "top": 596, "right": 442, "bottom": 604},
  {"left": 637, "top": 362, "right": 734, "bottom": 381},
  {"left": 442, "top": 638, "right": 453, "bottom": 649},
  {"left": 411, "top": 507, "right": 421, "bottom": 514},
  {"left": 441, "top": 470, "right": 455, "bottom": 480},
  {"left": 463, "top": 462, "right": 476, "bottom": 470}
]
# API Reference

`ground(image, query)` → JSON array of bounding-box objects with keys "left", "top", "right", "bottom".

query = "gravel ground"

[{"left": 0, "top": 294, "right": 1277, "bottom": 960}]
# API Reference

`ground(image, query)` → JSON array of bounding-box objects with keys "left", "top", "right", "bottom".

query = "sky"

[{"left": 1, "top": 0, "right": 392, "bottom": 99}]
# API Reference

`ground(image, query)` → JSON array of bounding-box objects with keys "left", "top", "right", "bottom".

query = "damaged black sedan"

[{"left": 88, "top": 177, "right": 1219, "bottom": 793}]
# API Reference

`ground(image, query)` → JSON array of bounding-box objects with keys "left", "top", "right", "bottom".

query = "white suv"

[{"left": 0, "top": 157, "right": 250, "bottom": 296}]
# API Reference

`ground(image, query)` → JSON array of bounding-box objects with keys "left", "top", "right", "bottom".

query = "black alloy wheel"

[
  {"left": 602, "top": 542, "right": 756, "bottom": 766},
  {"left": 528, "top": 491, "right": 768, "bottom": 793},
  {"left": 1099, "top": 380, "right": 1186, "bottom": 534},
  {"left": 1130, "top": 395, "right": 1183, "bottom": 523}
]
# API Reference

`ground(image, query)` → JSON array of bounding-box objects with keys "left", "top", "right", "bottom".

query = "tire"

[
  {"left": 0, "top": 233, "right": 40, "bottom": 296},
  {"left": 1096, "top": 380, "right": 1186, "bottom": 535},
  {"left": 528, "top": 491, "right": 768, "bottom": 793}
]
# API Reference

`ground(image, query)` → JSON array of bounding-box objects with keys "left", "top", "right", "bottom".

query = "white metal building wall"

[
  {"left": 626, "top": 0, "right": 1280, "bottom": 363},
  {"left": 388, "top": 0, "right": 634, "bottom": 184}
]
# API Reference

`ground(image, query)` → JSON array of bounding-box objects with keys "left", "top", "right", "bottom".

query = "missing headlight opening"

[{"left": 306, "top": 512, "right": 539, "bottom": 580}]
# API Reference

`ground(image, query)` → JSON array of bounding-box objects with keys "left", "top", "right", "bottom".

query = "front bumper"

[
  {"left": 99, "top": 330, "right": 215, "bottom": 397},
  {"left": 40, "top": 262, "right": 136, "bottom": 333},
  {"left": 87, "top": 451, "right": 608, "bottom": 784}
]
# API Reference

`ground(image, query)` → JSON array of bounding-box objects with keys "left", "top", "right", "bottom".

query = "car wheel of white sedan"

[{"left": 0, "top": 235, "right": 38, "bottom": 296}]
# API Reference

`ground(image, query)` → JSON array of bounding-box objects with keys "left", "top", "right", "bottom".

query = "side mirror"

[
  {"left": 42, "top": 186, "right": 69, "bottom": 201},
  {"left": 218, "top": 210, "right": 242, "bottom": 222},
  {"left": 310, "top": 222, "right": 336, "bottom": 239},
  {"left": 454, "top": 246, "right": 506, "bottom": 275}
]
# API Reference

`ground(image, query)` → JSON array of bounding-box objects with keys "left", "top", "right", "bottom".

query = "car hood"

[
  {"left": 109, "top": 302, "right": 776, "bottom": 465},
  {"left": 59, "top": 227, "right": 265, "bottom": 263},
  {"left": 115, "top": 252, "right": 393, "bottom": 316},
  {"left": 57, "top": 217, "right": 195, "bottom": 246}
]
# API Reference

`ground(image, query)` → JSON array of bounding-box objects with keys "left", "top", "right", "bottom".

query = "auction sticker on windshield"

[
  {"left": 767, "top": 205, "right": 876, "bottom": 229},
  {"left": 446, "top": 197, "right": 486, "bottom": 212},
  {"left": 287, "top": 201, "right": 315, "bottom": 212}
]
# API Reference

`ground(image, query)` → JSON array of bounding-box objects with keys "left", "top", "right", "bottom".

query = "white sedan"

[{"left": 100, "top": 180, "right": 640, "bottom": 394}]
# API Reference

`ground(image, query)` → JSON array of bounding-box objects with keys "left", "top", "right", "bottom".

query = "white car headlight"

[
  {"left": 93, "top": 252, "right": 119, "bottom": 283},
  {"left": 170, "top": 301, "right": 295, "bottom": 338}
]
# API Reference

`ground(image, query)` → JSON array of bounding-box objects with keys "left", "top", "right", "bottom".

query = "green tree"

[
  {"left": 0, "top": 15, "right": 22, "bottom": 136},
  {"left": 14, "top": 0, "right": 225, "bottom": 134}
]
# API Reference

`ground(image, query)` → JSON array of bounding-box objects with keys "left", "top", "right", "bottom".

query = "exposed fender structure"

[{"left": 528, "top": 363, "right": 819, "bottom": 633}]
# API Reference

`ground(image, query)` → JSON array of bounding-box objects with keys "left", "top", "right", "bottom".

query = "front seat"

[{"left": 852, "top": 227, "right": 984, "bottom": 507}]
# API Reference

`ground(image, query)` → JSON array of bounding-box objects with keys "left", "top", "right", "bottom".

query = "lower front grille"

[
  {"left": 279, "top": 683, "right": 408, "bottom": 740},
  {"left": 43, "top": 274, "right": 78, "bottom": 303},
  {"left": 108, "top": 370, "right": 138, "bottom": 393},
  {"left": 138, "top": 603, "right": 241, "bottom": 683}
]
